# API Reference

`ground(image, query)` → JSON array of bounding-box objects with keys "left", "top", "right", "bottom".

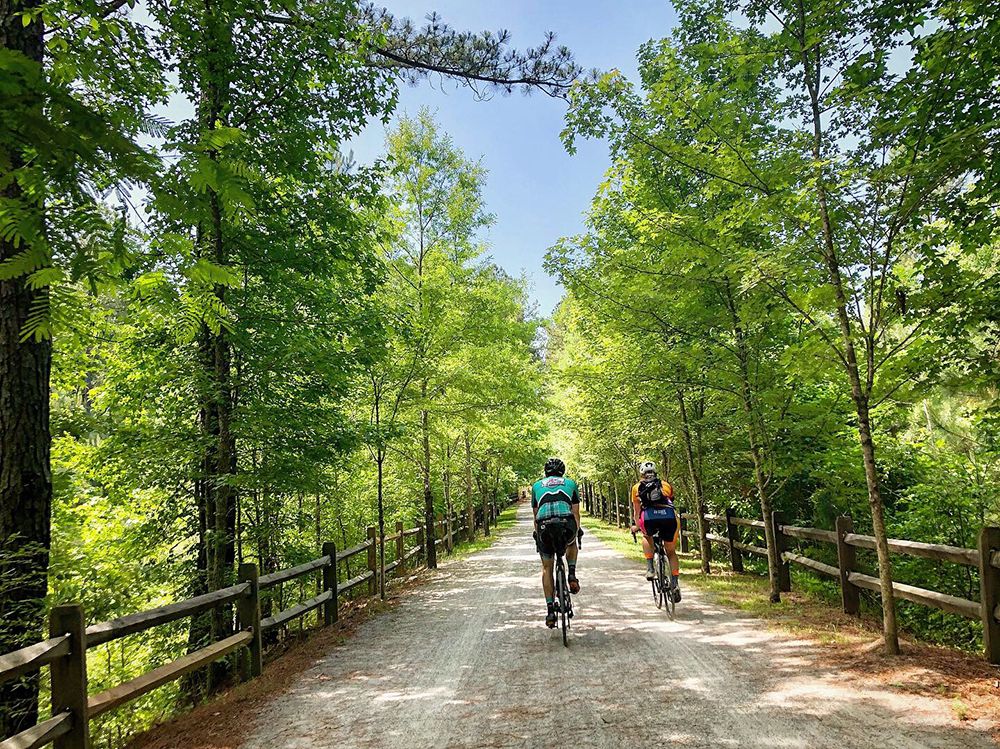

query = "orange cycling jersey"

[
  {"left": 630, "top": 479, "right": 674, "bottom": 507},
  {"left": 632, "top": 479, "right": 679, "bottom": 543}
]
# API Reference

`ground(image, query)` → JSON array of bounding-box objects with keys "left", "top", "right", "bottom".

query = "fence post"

[
  {"left": 322, "top": 542, "right": 338, "bottom": 626},
  {"left": 367, "top": 526, "right": 377, "bottom": 596},
  {"left": 416, "top": 524, "right": 425, "bottom": 566},
  {"left": 236, "top": 562, "right": 263, "bottom": 679},
  {"left": 835, "top": 516, "right": 860, "bottom": 616},
  {"left": 771, "top": 511, "right": 791, "bottom": 593},
  {"left": 725, "top": 507, "right": 743, "bottom": 573},
  {"left": 680, "top": 512, "right": 689, "bottom": 554},
  {"left": 50, "top": 604, "right": 89, "bottom": 749},
  {"left": 978, "top": 526, "right": 1000, "bottom": 665},
  {"left": 394, "top": 521, "right": 405, "bottom": 571}
]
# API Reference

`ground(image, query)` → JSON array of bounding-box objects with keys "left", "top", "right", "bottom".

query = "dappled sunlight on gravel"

[{"left": 231, "top": 505, "right": 994, "bottom": 749}]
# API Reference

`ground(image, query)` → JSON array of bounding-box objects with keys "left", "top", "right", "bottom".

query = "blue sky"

[{"left": 350, "top": 1, "right": 679, "bottom": 315}]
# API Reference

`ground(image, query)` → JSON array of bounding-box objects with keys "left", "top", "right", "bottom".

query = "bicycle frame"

[{"left": 553, "top": 549, "right": 573, "bottom": 646}]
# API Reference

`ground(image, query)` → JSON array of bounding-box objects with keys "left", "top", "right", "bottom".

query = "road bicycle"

[
  {"left": 553, "top": 545, "right": 574, "bottom": 646},
  {"left": 549, "top": 527, "right": 582, "bottom": 647},
  {"left": 632, "top": 526, "right": 677, "bottom": 618}
]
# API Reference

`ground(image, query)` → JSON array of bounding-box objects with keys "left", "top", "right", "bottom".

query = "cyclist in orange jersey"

[{"left": 630, "top": 461, "right": 681, "bottom": 602}]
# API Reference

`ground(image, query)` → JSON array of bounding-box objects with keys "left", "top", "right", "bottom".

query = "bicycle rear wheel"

[
  {"left": 657, "top": 552, "right": 669, "bottom": 612},
  {"left": 556, "top": 563, "right": 570, "bottom": 646}
]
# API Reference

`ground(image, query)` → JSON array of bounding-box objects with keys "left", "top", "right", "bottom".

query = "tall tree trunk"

[
  {"left": 464, "top": 430, "right": 474, "bottom": 537},
  {"left": 479, "top": 459, "right": 490, "bottom": 537},
  {"left": 0, "top": 4, "right": 50, "bottom": 737},
  {"left": 314, "top": 491, "right": 321, "bottom": 596},
  {"left": 443, "top": 444, "right": 452, "bottom": 554},
  {"left": 372, "top": 386, "right": 386, "bottom": 598},
  {"left": 676, "top": 390, "right": 709, "bottom": 573},
  {"left": 377, "top": 448, "right": 386, "bottom": 599},
  {"left": 724, "top": 285, "right": 781, "bottom": 603},
  {"left": 796, "top": 13, "right": 899, "bottom": 653},
  {"left": 314, "top": 492, "right": 321, "bottom": 551},
  {"left": 187, "top": 0, "right": 239, "bottom": 692},
  {"left": 421, "top": 383, "right": 436, "bottom": 568}
]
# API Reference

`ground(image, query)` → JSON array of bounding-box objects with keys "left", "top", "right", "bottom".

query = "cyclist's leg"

[
  {"left": 638, "top": 511, "right": 655, "bottom": 579},
  {"left": 662, "top": 518, "right": 681, "bottom": 601},
  {"left": 541, "top": 556, "right": 557, "bottom": 627},
  {"left": 538, "top": 522, "right": 559, "bottom": 626},
  {"left": 541, "top": 556, "right": 555, "bottom": 598},
  {"left": 663, "top": 539, "right": 679, "bottom": 576}
]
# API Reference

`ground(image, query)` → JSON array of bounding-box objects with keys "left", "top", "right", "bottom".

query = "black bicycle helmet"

[{"left": 544, "top": 457, "right": 566, "bottom": 477}]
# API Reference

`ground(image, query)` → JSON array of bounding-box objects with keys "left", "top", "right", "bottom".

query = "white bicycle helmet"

[{"left": 639, "top": 461, "right": 656, "bottom": 476}]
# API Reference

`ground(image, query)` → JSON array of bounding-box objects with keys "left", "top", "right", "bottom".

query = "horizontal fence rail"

[
  {"left": 578, "top": 476, "right": 1000, "bottom": 666},
  {"left": 0, "top": 493, "right": 518, "bottom": 749}
]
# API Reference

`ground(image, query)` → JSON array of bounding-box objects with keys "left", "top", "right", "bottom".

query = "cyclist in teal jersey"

[{"left": 531, "top": 457, "right": 582, "bottom": 628}]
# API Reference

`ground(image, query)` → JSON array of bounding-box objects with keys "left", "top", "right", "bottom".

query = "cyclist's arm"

[
  {"left": 630, "top": 484, "right": 642, "bottom": 529},
  {"left": 531, "top": 489, "right": 539, "bottom": 528},
  {"left": 570, "top": 486, "right": 581, "bottom": 526}
]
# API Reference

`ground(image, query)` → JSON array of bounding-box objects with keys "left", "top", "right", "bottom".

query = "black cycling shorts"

[
  {"left": 640, "top": 506, "right": 678, "bottom": 543},
  {"left": 536, "top": 516, "right": 578, "bottom": 560}
]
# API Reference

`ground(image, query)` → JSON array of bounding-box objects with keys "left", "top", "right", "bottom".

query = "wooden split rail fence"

[
  {"left": 0, "top": 496, "right": 514, "bottom": 749},
  {"left": 578, "top": 478, "right": 1000, "bottom": 665}
]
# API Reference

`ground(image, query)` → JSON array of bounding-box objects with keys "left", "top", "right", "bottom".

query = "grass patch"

[
  {"left": 441, "top": 503, "right": 519, "bottom": 561},
  {"left": 581, "top": 513, "right": 875, "bottom": 644}
]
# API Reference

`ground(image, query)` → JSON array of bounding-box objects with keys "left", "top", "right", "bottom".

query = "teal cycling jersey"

[{"left": 531, "top": 476, "right": 580, "bottom": 520}]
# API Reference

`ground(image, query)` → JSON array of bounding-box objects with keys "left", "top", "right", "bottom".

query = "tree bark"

[
  {"left": 187, "top": 0, "right": 239, "bottom": 692},
  {"left": 443, "top": 443, "right": 453, "bottom": 553},
  {"left": 421, "top": 383, "right": 436, "bottom": 569},
  {"left": 676, "top": 390, "right": 709, "bottom": 573},
  {"left": 377, "top": 449, "right": 386, "bottom": 598},
  {"left": 464, "top": 430, "right": 474, "bottom": 538},
  {"left": 479, "top": 459, "right": 491, "bottom": 537},
  {"left": 724, "top": 284, "right": 781, "bottom": 603},
  {"left": 0, "top": 3, "right": 50, "bottom": 737}
]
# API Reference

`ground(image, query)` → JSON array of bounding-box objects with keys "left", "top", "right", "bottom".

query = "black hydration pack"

[{"left": 638, "top": 477, "right": 670, "bottom": 509}]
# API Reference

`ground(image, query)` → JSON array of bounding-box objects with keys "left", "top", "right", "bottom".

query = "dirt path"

[{"left": 239, "top": 505, "right": 994, "bottom": 749}]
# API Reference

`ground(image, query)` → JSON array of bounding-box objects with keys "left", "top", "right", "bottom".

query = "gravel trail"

[{"left": 239, "top": 505, "right": 994, "bottom": 749}]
